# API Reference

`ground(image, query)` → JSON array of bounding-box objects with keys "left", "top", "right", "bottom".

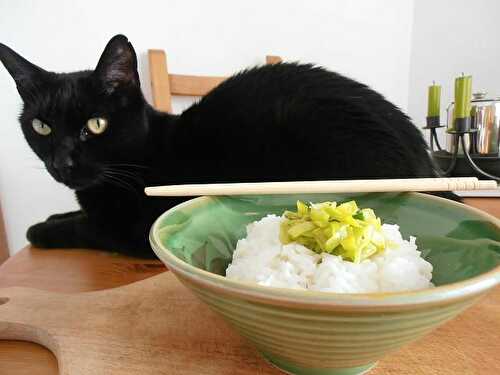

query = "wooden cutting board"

[
  {"left": 0, "top": 271, "right": 281, "bottom": 375},
  {"left": 2, "top": 198, "right": 500, "bottom": 375},
  {"left": 1, "top": 254, "right": 499, "bottom": 375}
]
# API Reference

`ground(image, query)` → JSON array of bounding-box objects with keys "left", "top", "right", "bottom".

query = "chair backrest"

[
  {"left": 0, "top": 202, "right": 9, "bottom": 263},
  {"left": 148, "top": 49, "right": 282, "bottom": 112}
]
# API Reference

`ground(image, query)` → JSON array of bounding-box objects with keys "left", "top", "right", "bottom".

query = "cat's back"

[
  {"left": 181, "top": 62, "right": 406, "bottom": 130},
  {"left": 168, "top": 63, "right": 433, "bottom": 181},
  {"left": 197, "top": 63, "right": 373, "bottom": 108}
]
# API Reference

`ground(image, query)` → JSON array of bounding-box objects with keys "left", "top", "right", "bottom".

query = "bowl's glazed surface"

[{"left": 150, "top": 193, "right": 500, "bottom": 375}]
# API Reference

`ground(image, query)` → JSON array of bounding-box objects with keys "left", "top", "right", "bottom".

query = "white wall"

[
  {"left": 408, "top": 0, "right": 500, "bottom": 143},
  {"left": 0, "top": 0, "right": 415, "bottom": 254}
]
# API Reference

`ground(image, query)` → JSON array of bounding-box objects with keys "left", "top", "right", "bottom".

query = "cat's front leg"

[
  {"left": 25, "top": 211, "right": 85, "bottom": 249},
  {"left": 26, "top": 214, "right": 155, "bottom": 258},
  {"left": 27, "top": 214, "right": 89, "bottom": 249},
  {"left": 46, "top": 210, "right": 83, "bottom": 222}
]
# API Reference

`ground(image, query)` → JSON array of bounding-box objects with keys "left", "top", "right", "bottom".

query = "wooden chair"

[
  {"left": 148, "top": 50, "right": 282, "bottom": 112},
  {"left": 0, "top": 202, "right": 9, "bottom": 263}
]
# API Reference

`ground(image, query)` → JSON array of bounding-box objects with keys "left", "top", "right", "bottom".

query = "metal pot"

[{"left": 446, "top": 92, "right": 500, "bottom": 155}]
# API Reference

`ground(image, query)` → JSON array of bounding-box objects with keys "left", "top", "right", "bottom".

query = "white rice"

[{"left": 225, "top": 215, "right": 433, "bottom": 293}]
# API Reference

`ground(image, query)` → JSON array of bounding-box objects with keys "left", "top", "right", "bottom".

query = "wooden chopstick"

[{"left": 144, "top": 177, "right": 498, "bottom": 197}]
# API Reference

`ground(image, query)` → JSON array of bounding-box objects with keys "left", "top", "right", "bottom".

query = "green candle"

[
  {"left": 454, "top": 75, "right": 472, "bottom": 119},
  {"left": 427, "top": 83, "right": 441, "bottom": 117}
]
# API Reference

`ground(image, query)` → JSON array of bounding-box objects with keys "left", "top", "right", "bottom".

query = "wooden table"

[{"left": 0, "top": 198, "right": 499, "bottom": 375}]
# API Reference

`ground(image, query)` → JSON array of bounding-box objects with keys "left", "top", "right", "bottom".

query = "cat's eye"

[
  {"left": 86, "top": 117, "right": 108, "bottom": 135},
  {"left": 32, "top": 118, "right": 51, "bottom": 136}
]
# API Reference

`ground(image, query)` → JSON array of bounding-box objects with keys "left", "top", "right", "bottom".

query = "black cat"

[{"left": 0, "top": 35, "right": 449, "bottom": 258}]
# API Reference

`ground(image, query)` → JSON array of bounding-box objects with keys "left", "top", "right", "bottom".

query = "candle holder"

[
  {"left": 423, "top": 118, "right": 500, "bottom": 181},
  {"left": 423, "top": 116, "right": 445, "bottom": 152}
]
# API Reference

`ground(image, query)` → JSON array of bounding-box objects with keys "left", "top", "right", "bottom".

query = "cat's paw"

[
  {"left": 26, "top": 222, "right": 63, "bottom": 248},
  {"left": 46, "top": 213, "right": 68, "bottom": 222},
  {"left": 46, "top": 210, "right": 82, "bottom": 222}
]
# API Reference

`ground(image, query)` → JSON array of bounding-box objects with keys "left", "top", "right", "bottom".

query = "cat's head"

[{"left": 0, "top": 35, "right": 149, "bottom": 190}]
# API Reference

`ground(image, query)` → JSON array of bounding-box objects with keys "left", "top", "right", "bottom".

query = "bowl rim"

[{"left": 150, "top": 192, "right": 500, "bottom": 308}]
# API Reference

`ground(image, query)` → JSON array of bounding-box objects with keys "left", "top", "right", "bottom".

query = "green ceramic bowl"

[{"left": 149, "top": 193, "right": 500, "bottom": 375}]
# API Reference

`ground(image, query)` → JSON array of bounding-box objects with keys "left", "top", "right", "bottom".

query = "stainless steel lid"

[{"left": 470, "top": 92, "right": 500, "bottom": 103}]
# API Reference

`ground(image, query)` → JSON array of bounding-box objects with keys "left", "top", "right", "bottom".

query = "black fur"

[{"left": 0, "top": 35, "right": 454, "bottom": 258}]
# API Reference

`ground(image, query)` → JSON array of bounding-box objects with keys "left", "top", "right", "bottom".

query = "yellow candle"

[
  {"left": 427, "top": 83, "right": 441, "bottom": 117},
  {"left": 454, "top": 75, "right": 472, "bottom": 119}
]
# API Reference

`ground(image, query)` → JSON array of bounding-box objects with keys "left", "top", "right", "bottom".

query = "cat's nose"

[
  {"left": 53, "top": 157, "right": 75, "bottom": 170},
  {"left": 65, "top": 158, "right": 75, "bottom": 169},
  {"left": 53, "top": 157, "right": 76, "bottom": 179}
]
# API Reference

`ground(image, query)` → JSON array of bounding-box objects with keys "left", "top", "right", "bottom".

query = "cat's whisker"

[
  {"left": 105, "top": 167, "right": 143, "bottom": 179},
  {"left": 30, "top": 165, "right": 49, "bottom": 172},
  {"left": 103, "top": 168, "right": 144, "bottom": 186},
  {"left": 102, "top": 172, "right": 134, "bottom": 187},
  {"left": 104, "top": 163, "right": 150, "bottom": 170},
  {"left": 102, "top": 176, "right": 134, "bottom": 194},
  {"left": 101, "top": 172, "right": 139, "bottom": 195}
]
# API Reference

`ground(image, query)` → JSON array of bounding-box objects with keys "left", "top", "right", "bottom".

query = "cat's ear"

[
  {"left": 0, "top": 43, "right": 49, "bottom": 102},
  {"left": 94, "top": 35, "right": 139, "bottom": 94}
]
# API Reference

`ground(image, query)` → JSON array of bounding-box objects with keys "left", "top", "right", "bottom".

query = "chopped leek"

[{"left": 280, "top": 200, "right": 387, "bottom": 263}]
